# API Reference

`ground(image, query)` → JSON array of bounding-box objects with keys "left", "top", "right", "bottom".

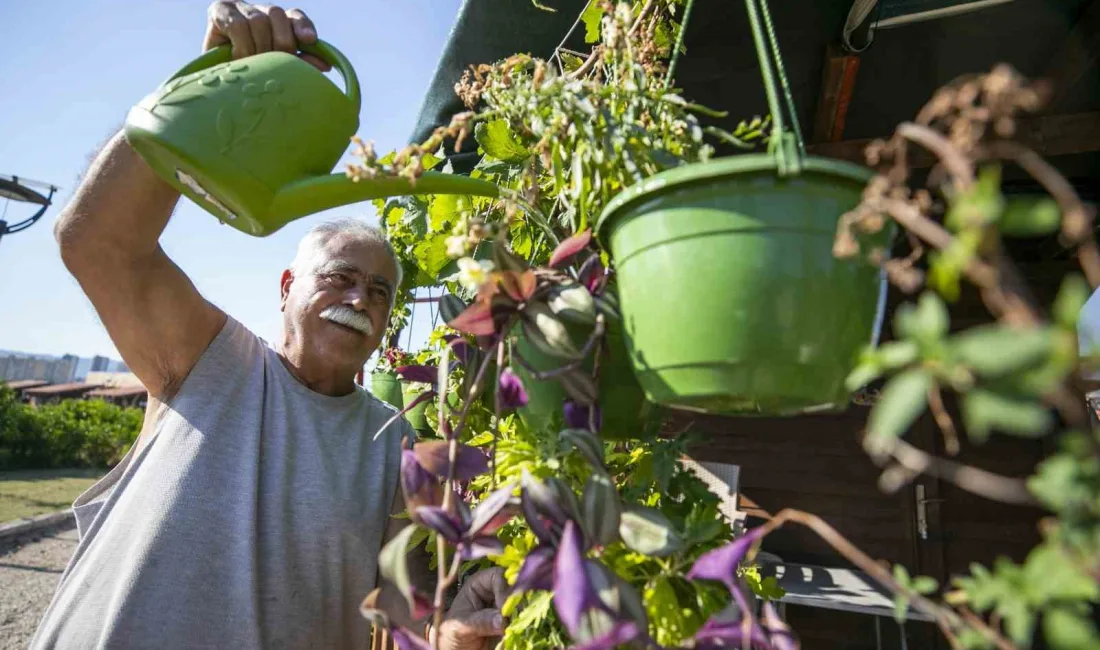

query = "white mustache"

[{"left": 320, "top": 305, "right": 375, "bottom": 336}]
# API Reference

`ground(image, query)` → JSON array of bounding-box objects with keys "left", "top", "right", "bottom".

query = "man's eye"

[
  {"left": 368, "top": 287, "right": 389, "bottom": 303},
  {"left": 328, "top": 273, "right": 352, "bottom": 289}
]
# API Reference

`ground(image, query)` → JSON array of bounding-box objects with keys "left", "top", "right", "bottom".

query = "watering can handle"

[{"left": 162, "top": 39, "right": 361, "bottom": 115}]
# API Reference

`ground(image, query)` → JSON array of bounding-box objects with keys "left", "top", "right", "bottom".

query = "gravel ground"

[{"left": 0, "top": 525, "right": 77, "bottom": 649}]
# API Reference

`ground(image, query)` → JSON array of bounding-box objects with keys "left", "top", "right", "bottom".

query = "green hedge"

[{"left": 0, "top": 386, "right": 143, "bottom": 469}]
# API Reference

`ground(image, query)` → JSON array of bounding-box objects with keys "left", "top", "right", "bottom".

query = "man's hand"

[
  {"left": 202, "top": 1, "right": 330, "bottom": 70},
  {"left": 432, "top": 568, "right": 509, "bottom": 650}
]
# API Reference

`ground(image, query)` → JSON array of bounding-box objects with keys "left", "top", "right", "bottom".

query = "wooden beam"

[
  {"left": 1043, "top": 0, "right": 1100, "bottom": 107},
  {"left": 811, "top": 44, "right": 862, "bottom": 144},
  {"left": 807, "top": 111, "right": 1100, "bottom": 166}
]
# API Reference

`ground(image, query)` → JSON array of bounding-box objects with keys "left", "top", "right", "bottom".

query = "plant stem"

[
  {"left": 663, "top": 0, "right": 695, "bottom": 89},
  {"left": 753, "top": 509, "right": 1018, "bottom": 650}
]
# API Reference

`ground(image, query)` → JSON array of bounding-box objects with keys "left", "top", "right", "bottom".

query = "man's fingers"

[
  {"left": 298, "top": 52, "right": 331, "bottom": 72},
  {"left": 285, "top": 8, "right": 318, "bottom": 45},
  {"left": 448, "top": 609, "right": 505, "bottom": 638},
  {"left": 239, "top": 3, "right": 273, "bottom": 53},
  {"left": 258, "top": 5, "right": 296, "bottom": 53},
  {"left": 205, "top": 1, "right": 255, "bottom": 58}
]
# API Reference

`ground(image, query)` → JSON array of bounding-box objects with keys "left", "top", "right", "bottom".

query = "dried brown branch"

[
  {"left": 896, "top": 122, "right": 975, "bottom": 188},
  {"left": 927, "top": 384, "right": 961, "bottom": 455},
  {"left": 628, "top": 0, "right": 656, "bottom": 35},
  {"left": 567, "top": 46, "right": 604, "bottom": 80},
  {"left": 752, "top": 509, "right": 1018, "bottom": 650},
  {"left": 979, "top": 141, "right": 1100, "bottom": 289},
  {"left": 876, "top": 437, "right": 1039, "bottom": 506}
]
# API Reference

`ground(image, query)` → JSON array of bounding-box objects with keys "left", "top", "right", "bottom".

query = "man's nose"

[{"left": 344, "top": 286, "right": 369, "bottom": 312}]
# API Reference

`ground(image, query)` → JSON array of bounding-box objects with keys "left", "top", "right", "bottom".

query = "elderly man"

[{"left": 31, "top": 3, "right": 504, "bottom": 649}]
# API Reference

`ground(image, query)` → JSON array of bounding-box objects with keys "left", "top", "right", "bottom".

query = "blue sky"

[{"left": 0, "top": 0, "right": 460, "bottom": 361}]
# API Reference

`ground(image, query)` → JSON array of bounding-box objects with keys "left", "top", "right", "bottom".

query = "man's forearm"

[{"left": 55, "top": 131, "right": 180, "bottom": 266}]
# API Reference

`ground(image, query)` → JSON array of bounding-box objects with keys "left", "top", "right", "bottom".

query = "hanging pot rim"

[{"left": 595, "top": 153, "right": 873, "bottom": 242}]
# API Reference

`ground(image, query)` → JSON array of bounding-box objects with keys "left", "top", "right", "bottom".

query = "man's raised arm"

[{"left": 55, "top": 132, "right": 225, "bottom": 400}]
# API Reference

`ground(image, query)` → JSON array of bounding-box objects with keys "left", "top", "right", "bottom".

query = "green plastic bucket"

[
  {"left": 595, "top": 155, "right": 888, "bottom": 416},
  {"left": 370, "top": 371, "right": 404, "bottom": 409},
  {"left": 512, "top": 316, "right": 655, "bottom": 439},
  {"left": 402, "top": 383, "right": 432, "bottom": 431}
]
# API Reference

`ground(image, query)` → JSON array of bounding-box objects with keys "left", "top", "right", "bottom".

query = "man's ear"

[{"left": 280, "top": 268, "right": 294, "bottom": 312}]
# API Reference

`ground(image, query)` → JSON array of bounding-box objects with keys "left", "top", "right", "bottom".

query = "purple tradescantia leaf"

[
  {"left": 564, "top": 401, "right": 601, "bottom": 432},
  {"left": 391, "top": 626, "right": 432, "bottom": 650},
  {"left": 549, "top": 229, "right": 593, "bottom": 268},
  {"left": 693, "top": 618, "right": 771, "bottom": 650},
  {"left": 416, "top": 506, "right": 464, "bottom": 543},
  {"left": 577, "top": 254, "right": 606, "bottom": 294},
  {"left": 512, "top": 545, "right": 556, "bottom": 593},
  {"left": 414, "top": 441, "right": 490, "bottom": 481},
  {"left": 553, "top": 521, "right": 608, "bottom": 637},
  {"left": 467, "top": 484, "right": 517, "bottom": 537},
  {"left": 401, "top": 450, "right": 432, "bottom": 498},
  {"left": 459, "top": 535, "right": 505, "bottom": 560},
  {"left": 445, "top": 335, "right": 474, "bottom": 366},
  {"left": 521, "top": 473, "right": 571, "bottom": 545},
  {"left": 498, "top": 368, "right": 529, "bottom": 410},
  {"left": 763, "top": 602, "right": 798, "bottom": 650},
  {"left": 686, "top": 528, "right": 764, "bottom": 591},
  {"left": 395, "top": 365, "right": 438, "bottom": 384},
  {"left": 566, "top": 621, "right": 638, "bottom": 650}
]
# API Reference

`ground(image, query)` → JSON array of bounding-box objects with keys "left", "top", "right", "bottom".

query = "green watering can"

[{"left": 125, "top": 41, "right": 498, "bottom": 236}]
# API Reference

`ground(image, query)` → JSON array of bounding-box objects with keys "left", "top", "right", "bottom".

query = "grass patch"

[{"left": 0, "top": 468, "right": 106, "bottom": 523}]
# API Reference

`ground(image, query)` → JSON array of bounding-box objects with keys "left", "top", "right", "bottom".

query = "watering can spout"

[{"left": 269, "top": 171, "right": 498, "bottom": 226}]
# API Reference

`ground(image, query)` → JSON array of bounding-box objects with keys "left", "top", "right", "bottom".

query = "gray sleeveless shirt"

[{"left": 31, "top": 317, "right": 409, "bottom": 649}]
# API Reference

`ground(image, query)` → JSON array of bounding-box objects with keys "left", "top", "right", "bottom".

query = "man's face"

[{"left": 280, "top": 234, "right": 397, "bottom": 372}]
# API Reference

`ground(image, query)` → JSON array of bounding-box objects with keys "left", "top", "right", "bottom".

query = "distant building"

[
  {"left": 90, "top": 355, "right": 111, "bottom": 372},
  {"left": 46, "top": 354, "right": 79, "bottom": 384}
]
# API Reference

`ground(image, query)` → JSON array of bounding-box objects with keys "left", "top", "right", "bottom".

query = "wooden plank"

[
  {"left": 1044, "top": 0, "right": 1100, "bottom": 107},
  {"left": 812, "top": 44, "right": 862, "bottom": 143},
  {"left": 807, "top": 111, "right": 1100, "bottom": 165}
]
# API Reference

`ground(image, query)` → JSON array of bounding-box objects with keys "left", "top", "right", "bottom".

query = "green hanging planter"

[
  {"left": 401, "top": 383, "right": 432, "bottom": 431},
  {"left": 370, "top": 371, "right": 404, "bottom": 410},
  {"left": 595, "top": 155, "right": 889, "bottom": 416},
  {"left": 512, "top": 315, "right": 657, "bottom": 439}
]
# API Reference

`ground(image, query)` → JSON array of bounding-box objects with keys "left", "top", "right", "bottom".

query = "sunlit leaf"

[
  {"left": 582, "top": 472, "right": 621, "bottom": 546},
  {"left": 379, "top": 525, "right": 418, "bottom": 613},
  {"left": 962, "top": 388, "right": 1052, "bottom": 443},
  {"left": 951, "top": 325, "right": 1053, "bottom": 378},
  {"left": 547, "top": 283, "right": 597, "bottom": 324},
  {"left": 618, "top": 506, "right": 682, "bottom": 557},
  {"left": 581, "top": 0, "right": 603, "bottom": 43},
  {"left": 475, "top": 120, "right": 531, "bottom": 163},
  {"left": 999, "top": 197, "right": 1061, "bottom": 236},
  {"left": 866, "top": 369, "right": 931, "bottom": 447}
]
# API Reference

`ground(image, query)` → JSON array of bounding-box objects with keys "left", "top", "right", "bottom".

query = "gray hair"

[{"left": 290, "top": 218, "right": 403, "bottom": 304}]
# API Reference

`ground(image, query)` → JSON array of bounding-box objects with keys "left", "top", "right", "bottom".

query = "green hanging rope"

[
  {"left": 758, "top": 0, "right": 806, "bottom": 157},
  {"left": 663, "top": 0, "right": 698, "bottom": 89},
  {"left": 744, "top": 0, "right": 806, "bottom": 174}
]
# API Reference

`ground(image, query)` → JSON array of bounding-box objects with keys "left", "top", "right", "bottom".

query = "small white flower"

[
  {"left": 447, "top": 235, "right": 469, "bottom": 258},
  {"left": 457, "top": 257, "right": 494, "bottom": 291}
]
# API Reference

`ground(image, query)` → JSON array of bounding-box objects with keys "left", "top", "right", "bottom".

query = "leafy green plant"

[
  {"left": 352, "top": 3, "right": 1097, "bottom": 650},
  {"left": 0, "top": 387, "right": 142, "bottom": 469}
]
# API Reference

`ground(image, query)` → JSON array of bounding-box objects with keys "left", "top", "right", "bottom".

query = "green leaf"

[
  {"left": 1044, "top": 607, "right": 1099, "bottom": 650},
  {"left": 946, "top": 165, "right": 1004, "bottom": 231},
  {"left": 1027, "top": 453, "right": 1089, "bottom": 513},
  {"left": 912, "top": 576, "right": 939, "bottom": 595},
  {"left": 845, "top": 360, "right": 882, "bottom": 392},
  {"left": 412, "top": 233, "right": 453, "bottom": 286},
  {"left": 560, "top": 428, "right": 604, "bottom": 467},
  {"left": 582, "top": 472, "right": 621, "bottom": 546},
  {"left": 866, "top": 369, "right": 931, "bottom": 445},
  {"left": 475, "top": 120, "right": 530, "bottom": 163},
  {"left": 1022, "top": 544, "right": 1100, "bottom": 604},
  {"left": 879, "top": 340, "right": 921, "bottom": 368},
  {"left": 895, "top": 292, "right": 949, "bottom": 342},
  {"left": 963, "top": 388, "right": 1052, "bottom": 443},
  {"left": 619, "top": 506, "right": 683, "bottom": 557},
  {"left": 546, "top": 283, "right": 596, "bottom": 324},
  {"left": 951, "top": 325, "right": 1053, "bottom": 378},
  {"left": 999, "top": 197, "right": 1061, "bottom": 236},
  {"left": 581, "top": 0, "right": 603, "bottom": 43},
  {"left": 1053, "top": 274, "right": 1089, "bottom": 331},
  {"left": 379, "top": 525, "right": 418, "bottom": 613},
  {"left": 893, "top": 594, "right": 911, "bottom": 624}
]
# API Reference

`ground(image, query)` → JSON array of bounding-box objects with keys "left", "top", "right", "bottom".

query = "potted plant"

[
  {"left": 371, "top": 347, "right": 410, "bottom": 410},
  {"left": 354, "top": 1, "right": 1099, "bottom": 649}
]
